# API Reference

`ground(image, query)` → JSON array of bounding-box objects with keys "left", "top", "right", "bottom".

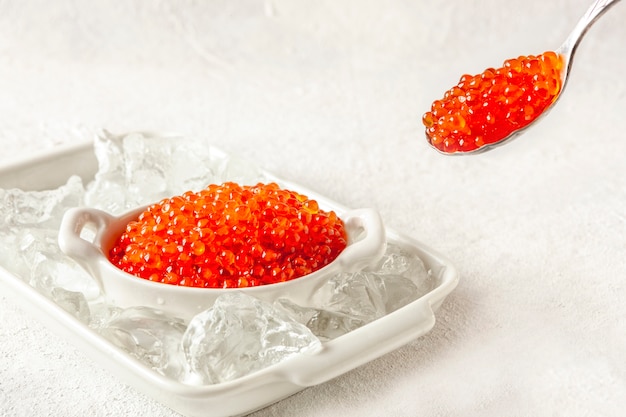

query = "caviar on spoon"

[{"left": 422, "top": 0, "right": 622, "bottom": 155}]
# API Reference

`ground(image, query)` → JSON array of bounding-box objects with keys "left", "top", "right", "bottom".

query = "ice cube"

[
  {"left": 85, "top": 131, "right": 266, "bottom": 213},
  {"left": 50, "top": 288, "right": 91, "bottom": 324},
  {"left": 85, "top": 131, "right": 212, "bottom": 212},
  {"left": 367, "top": 243, "right": 434, "bottom": 311},
  {"left": 0, "top": 232, "right": 25, "bottom": 278},
  {"left": 16, "top": 228, "right": 101, "bottom": 300},
  {"left": 275, "top": 299, "right": 367, "bottom": 341},
  {"left": 370, "top": 243, "right": 426, "bottom": 276},
  {"left": 87, "top": 301, "right": 122, "bottom": 330},
  {"left": 98, "top": 306, "right": 188, "bottom": 380},
  {"left": 122, "top": 132, "right": 187, "bottom": 206},
  {"left": 274, "top": 271, "right": 386, "bottom": 340},
  {"left": 84, "top": 181, "right": 128, "bottom": 215},
  {"left": 181, "top": 292, "right": 321, "bottom": 385},
  {"left": 29, "top": 249, "right": 101, "bottom": 301},
  {"left": 0, "top": 175, "right": 84, "bottom": 229},
  {"left": 276, "top": 244, "right": 434, "bottom": 340},
  {"left": 210, "top": 154, "right": 267, "bottom": 185}
]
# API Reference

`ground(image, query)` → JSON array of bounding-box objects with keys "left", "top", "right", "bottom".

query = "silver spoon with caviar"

[{"left": 422, "top": 0, "right": 622, "bottom": 155}]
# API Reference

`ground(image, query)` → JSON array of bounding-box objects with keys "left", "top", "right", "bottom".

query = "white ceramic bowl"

[{"left": 58, "top": 204, "right": 386, "bottom": 321}]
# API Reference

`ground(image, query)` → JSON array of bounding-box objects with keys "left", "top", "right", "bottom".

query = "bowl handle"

[
  {"left": 57, "top": 207, "right": 116, "bottom": 288},
  {"left": 337, "top": 208, "right": 387, "bottom": 272}
]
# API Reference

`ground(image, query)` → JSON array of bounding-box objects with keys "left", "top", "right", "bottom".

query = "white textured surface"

[{"left": 1, "top": 1, "right": 626, "bottom": 416}]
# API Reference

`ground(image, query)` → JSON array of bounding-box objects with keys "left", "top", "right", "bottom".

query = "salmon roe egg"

[
  {"left": 422, "top": 51, "right": 563, "bottom": 154},
  {"left": 108, "top": 182, "right": 348, "bottom": 289}
]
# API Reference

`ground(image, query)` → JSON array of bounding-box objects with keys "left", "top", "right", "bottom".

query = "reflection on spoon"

[{"left": 422, "top": 0, "right": 622, "bottom": 155}]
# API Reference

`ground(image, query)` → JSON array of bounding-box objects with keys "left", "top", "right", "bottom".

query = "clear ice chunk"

[
  {"left": 365, "top": 243, "right": 435, "bottom": 312},
  {"left": 122, "top": 132, "right": 210, "bottom": 205},
  {"left": 211, "top": 153, "right": 267, "bottom": 185},
  {"left": 85, "top": 131, "right": 265, "bottom": 214},
  {"left": 17, "top": 228, "right": 100, "bottom": 301},
  {"left": 182, "top": 293, "right": 321, "bottom": 385},
  {"left": 0, "top": 175, "right": 84, "bottom": 229},
  {"left": 0, "top": 232, "right": 25, "bottom": 278},
  {"left": 98, "top": 306, "right": 188, "bottom": 380},
  {"left": 87, "top": 301, "right": 123, "bottom": 330},
  {"left": 276, "top": 244, "right": 434, "bottom": 340},
  {"left": 50, "top": 288, "right": 91, "bottom": 324},
  {"left": 0, "top": 175, "right": 97, "bottom": 322},
  {"left": 275, "top": 300, "right": 366, "bottom": 342}
]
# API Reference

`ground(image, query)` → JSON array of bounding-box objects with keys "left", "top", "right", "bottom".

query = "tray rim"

[{"left": 0, "top": 136, "right": 459, "bottom": 417}]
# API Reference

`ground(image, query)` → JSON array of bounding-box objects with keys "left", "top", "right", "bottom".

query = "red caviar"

[
  {"left": 108, "top": 182, "right": 348, "bottom": 288},
  {"left": 423, "top": 51, "right": 563, "bottom": 153}
]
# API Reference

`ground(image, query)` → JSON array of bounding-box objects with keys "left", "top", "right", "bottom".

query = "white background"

[{"left": 1, "top": 0, "right": 625, "bottom": 416}]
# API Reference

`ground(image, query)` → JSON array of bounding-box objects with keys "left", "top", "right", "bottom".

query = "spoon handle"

[{"left": 560, "top": 0, "right": 622, "bottom": 56}]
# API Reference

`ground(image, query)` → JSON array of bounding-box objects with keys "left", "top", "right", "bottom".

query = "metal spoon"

[{"left": 427, "top": 0, "right": 622, "bottom": 155}]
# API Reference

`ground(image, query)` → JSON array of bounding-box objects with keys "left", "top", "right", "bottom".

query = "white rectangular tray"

[{"left": 0, "top": 140, "right": 459, "bottom": 417}]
